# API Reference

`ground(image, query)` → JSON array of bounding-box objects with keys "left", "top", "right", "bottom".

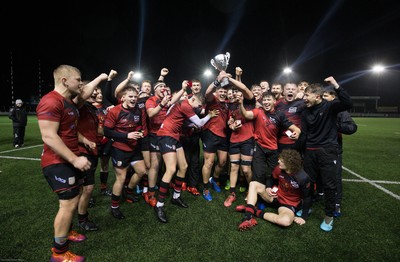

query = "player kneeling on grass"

[{"left": 236, "top": 149, "right": 312, "bottom": 231}]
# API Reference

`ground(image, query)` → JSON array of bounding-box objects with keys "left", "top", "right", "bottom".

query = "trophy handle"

[
  {"left": 225, "top": 52, "right": 230, "bottom": 62},
  {"left": 210, "top": 59, "right": 217, "bottom": 70}
]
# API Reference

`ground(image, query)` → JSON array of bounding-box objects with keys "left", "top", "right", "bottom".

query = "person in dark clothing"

[
  {"left": 301, "top": 76, "right": 353, "bottom": 232},
  {"left": 323, "top": 89, "right": 358, "bottom": 217},
  {"left": 9, "top": 99, "right": 28, "bottom": 148}
]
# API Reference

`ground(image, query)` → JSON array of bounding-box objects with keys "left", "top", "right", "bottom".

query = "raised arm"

[
  {"left": 74, "top": 73, "right": 108, "bottom": 107},
  {"left": 227, "top": 71, "right": 253, "bottom": 100},
  {"left": 169, "top": 80, "right": 189, "bottom": 105},
  {"left": 115, "top": 71, "right": 134, "bottom": 99},
  {"left": 102, "top": 69, "right": 118, "bottom": 106},
  {"left": 205, "top": 71, "right": 226, "bottom": 101},
  {"left": 235, "top": 67, "right": 243, "bottom": 82},
  {"left": 324, "top": 76, "right": 353, "bottom": 112},
  {"left": 238, "top": 96, "right": 255, "bottom": 120},
  {"left": 158, "top": 68, "right": 169, "bottom": 82}
]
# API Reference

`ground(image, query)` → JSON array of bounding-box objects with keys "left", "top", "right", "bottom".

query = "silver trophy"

[{"left": 211, "top": 52, "right": 230, "bottom": 88}]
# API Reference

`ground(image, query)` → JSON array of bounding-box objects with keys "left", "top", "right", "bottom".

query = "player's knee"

[{"left": 277, "top": 217, "right": 292, "bottom": 227}]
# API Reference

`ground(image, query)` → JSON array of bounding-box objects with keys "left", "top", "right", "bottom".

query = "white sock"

[{"left": 173, "top": 191, "right": 181, "bottom": 199}]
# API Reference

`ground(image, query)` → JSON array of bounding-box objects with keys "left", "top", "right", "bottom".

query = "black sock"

[{"left": 78, "top": 212, "right": 88, "bottom": 223}]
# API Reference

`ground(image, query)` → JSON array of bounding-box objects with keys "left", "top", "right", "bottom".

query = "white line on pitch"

[
  {"left": 0, "top": 155, "right": 40, "bottom": 161},
  {"left": 343, "top": 179, "right": 400, "bottom": 185},
  {"left": 343, "top": 166, "right": 400, "bottom": 200},
  {"left": 0, "top": 144, "right": 43, "bottom": 154}
]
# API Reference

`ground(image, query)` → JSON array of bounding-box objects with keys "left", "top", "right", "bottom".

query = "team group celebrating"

[{"left": 37, "top": 64, "right": 356, "bottom": 262}]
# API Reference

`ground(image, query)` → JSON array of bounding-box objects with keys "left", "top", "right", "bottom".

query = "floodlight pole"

[
  {"left": 10, "top": 51, "right": 14, "bottom": 106},
  {"left": 38, "top": 59, "right": 42, "bottom": 99}
]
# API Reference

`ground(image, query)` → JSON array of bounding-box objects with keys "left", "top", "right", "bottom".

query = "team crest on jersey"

[
  {"left": 288, "top": 107, "right": 297, "bottom": 113},
  {"left": 291, "top": 180, "right": 299, "bottom": 188},
  {"left": 269, "top": 117, "right": 277, "bottom": 124},
  {"left": 134, "top": 115, "right": 140, "bottom": 122},
  {"left": 68, "top": 176, "right": 75, "bottom": 185}
]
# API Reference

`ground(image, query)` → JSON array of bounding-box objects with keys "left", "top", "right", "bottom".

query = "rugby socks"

[
  {"left": 244, "top": 204, "right": 256, "bottom": 220},
  {"left": 78, "top": 212, "right": 89, "bottom": 224},
  {"left": 111, "top": 194, "right": 121, "bottom": 208},
  {"left": 157, "top": 181, "right": 169, "bottom": 204},
  {"left": 53, "top": 236, "right": 68, "bottom": 254}
]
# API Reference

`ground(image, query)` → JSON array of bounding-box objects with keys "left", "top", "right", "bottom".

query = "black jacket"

[{"left": 9, "top": 106, "right": 28, "bottom": 127}]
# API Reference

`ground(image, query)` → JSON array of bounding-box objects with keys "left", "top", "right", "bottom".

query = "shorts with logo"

[
  {"left": 43, "top": 163, "right": 84, "bottom": 197},
  {"left": 201, "top": 129, "right": 228, "bottom": 153},
  {"left": 158, "top": 136, "right": 183, "bottom": 154},
  {"left": 229, "top": 137, "right": 255, "bottom": 156},
  {"left": 148, "top": 133, "right": 160, "bottom": 153},
  {"left": 111, "top": 146, "right": 143, "bottom": 168}
]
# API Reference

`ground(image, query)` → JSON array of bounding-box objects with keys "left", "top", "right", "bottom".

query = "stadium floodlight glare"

[
  {"left": 283, "top": 67, "right": 292, "bottom": 74},
  {"left": 133, "top": 72, "right": 142, "bottom": 80},
  {"left": 372, "top": 65, "right": 385, "bottom": 74},
  {"left": 203, "top": 69, "right": 212, "bottom": 78}
]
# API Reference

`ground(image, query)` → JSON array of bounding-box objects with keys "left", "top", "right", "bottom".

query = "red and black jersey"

[
  {"left": 252, "top": 108, "right": 293, "bottom": 150},
  {"left": 275, "top": 99, "right": 305, "bottom": 145},
  {"left": 203, "top": 95, "right": 229, "bottom": 138},
  {"left": 36, "top": 91, "right": 80, "bottom": 168},
  {"left": 104, "top": 104, "right": 146, "bottom": 152},
  {"left": 145, "top": 95, "right": 169, "bottom": 134},
  {"left": 78, "top": 102, "right": 100, "bottom": 156},
  {"left": 157, "top": 99, "right": 196, "bottom": 141},
  {"left": 272, "top": 166, "right": 311, "bottom": 208},
  {"left": 228, "top": 98, "right": 255, "bottom": 143}
]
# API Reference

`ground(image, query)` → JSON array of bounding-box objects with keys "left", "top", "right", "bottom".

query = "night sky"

[{"left": 1, "top": 0, "right": 400, "bottom": 110}]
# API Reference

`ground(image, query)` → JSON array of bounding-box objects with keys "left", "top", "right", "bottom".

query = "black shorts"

[
  {"left": 201, "top": 129, "right": 228, "bottom": 153},
  {"left": 148, "top": 133, "right": 160, "bottom": 153},
  {"left": 252, "top": 142, "right": 278, "bottom": 184},
  {"left": 139, "top": 135, "right": 150, "bottom": 151},
  {"left": 80, "top": 154, "right": 98, "bottom": 186},
  {"left": 271, "top": 198, "right": 296, "bottom": 214},
  {"left": 229, "top": 137, "right": 255, "bottom": 156},
  {"left": 158, "top": 136, "right": 183, "bottom": 154},
  {"left": 110, "top": 146, "right": 143, "bottom": 168},
  {"left": 43, "top": 163, "right": 84, "bottom": 198}
]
